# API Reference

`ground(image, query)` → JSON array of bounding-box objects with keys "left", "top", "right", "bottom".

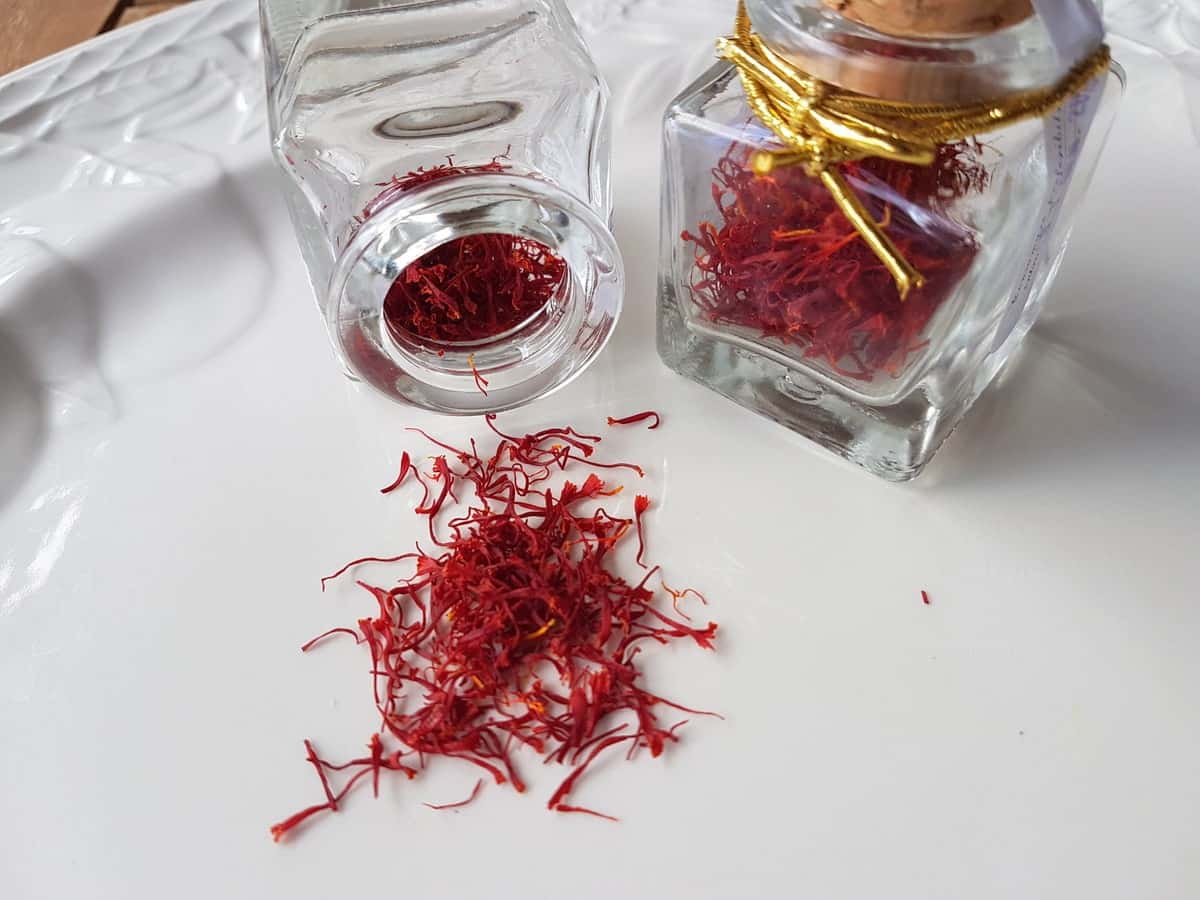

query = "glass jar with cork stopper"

[{"left": 657, "top": 0, "right": 1122, "bottom": 481}]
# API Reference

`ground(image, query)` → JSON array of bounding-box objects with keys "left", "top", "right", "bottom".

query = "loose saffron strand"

[
  {"left": 554, "top": 804, "right": 620, "bottom": 823},
  {"left": 607, "top": 410, "right": 661, "bottom": 430},
  {"left": 633, "top": 495, "right": 650, "bottom": 568},
  {"left": 468, "top": 354, "right": 489, "bottom": 397},
  {"left": 300, "top": 628, "right": 362, "bottom": 653},
  {"left": 319, "top": 554, "right": 421, "bottom": 590},
  {"left": 424, "top": 779, "right": 484, "bottom": 811}
]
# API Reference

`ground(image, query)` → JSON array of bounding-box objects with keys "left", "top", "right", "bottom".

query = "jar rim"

[{"left": 326, "top": 172, "right": 623, "bottom": 414}]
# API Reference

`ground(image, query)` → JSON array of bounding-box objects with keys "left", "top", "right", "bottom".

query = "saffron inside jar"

[
  {"left": 360, "top": 154, "right": 568, "bottom": 347},
  {"left": 383, "top": 234, "right": 567, "bottom": 345},
  {"left": 682, "top": 141, "right": 989, "bottom": 381}
]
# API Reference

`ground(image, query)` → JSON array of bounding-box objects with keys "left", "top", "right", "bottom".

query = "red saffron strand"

[
  {"left": 270, "top": 803, "right": 333, "bottom": 843},
  {"left": 319, "top": 554, "right": 421, "bottom": 591},
  {"left": 468, "top": 353, "right": 489, "bottom": 396},
  {"left": 272, "top": 415, "right": 718, "bottom": 841},
  {"left": 305, "top": 740, "right": 337, "bottom": 807},
  {"left": 423, "top": 779, "right": 484, "bottom": 811},
  {"left": 380, "top": 452, "right": 413, "bottom": 494},
  {"left": 554, "top": 804, "right": 620, "bottom": 823},
  {"left": 547, "top": 734, "right": 636, "bottom": 811},
  {"left": 633, "top": 495, "right": 651, "bottom": 568},
  {"left": 606, "top": 411, "right": 661, "bottom": 430},
  {"left": 921, "top": 590, "right": 932, "bottom": 606},
  {"left": 369, "top": 733, "right": 383, "bottom": 799},
  {"left": 270, "top": 736, "right": 401, "bottom": 843},
  {"left": 300, "top": 628, "right": 362, "bottom": 653},
  {"left": 662, "top": 582, "right": 708, "bottom": 622}
]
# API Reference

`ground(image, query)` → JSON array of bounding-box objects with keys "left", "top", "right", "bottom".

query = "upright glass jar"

[
  {"left": 260, "top": 0, "right": 622, "bottom": 412},
  {"left": 658, "top": 0, "right": 1122, "bottom": 480}
]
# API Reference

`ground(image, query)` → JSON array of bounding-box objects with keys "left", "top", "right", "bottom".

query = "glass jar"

[
  {"left": 657, "top": 0, "right": 1122, "bottom": 480},
  {"left": 260, "top": 0, "right": 622, "bottom": 412}
]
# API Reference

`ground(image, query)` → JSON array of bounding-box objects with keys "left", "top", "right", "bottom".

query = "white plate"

[{"left": 2, "top": 1, "right": 1198, "bottom": 898}]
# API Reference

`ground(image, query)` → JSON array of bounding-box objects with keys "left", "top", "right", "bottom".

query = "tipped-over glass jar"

[
  {"left": 658, "top": 0, "right": 1122, "bottom": 480},
  {"left": 260, "top": 0, "right": 622, "bottom": 412}
]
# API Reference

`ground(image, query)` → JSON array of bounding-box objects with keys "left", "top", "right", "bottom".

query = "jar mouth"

[
  {"left": 745, "top": 0, "right": 1105, "bottom": 104},
  {"left": 327, "top": 173, "right": 623, "bottom": 414}
]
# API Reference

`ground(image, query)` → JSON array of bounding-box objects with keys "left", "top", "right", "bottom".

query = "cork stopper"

[
  {"left": 823, "top": 0, "right": 1034, "bottom": 38},
  {"left": 748, "top": 0, "right": 1099, "bottom": 104}
]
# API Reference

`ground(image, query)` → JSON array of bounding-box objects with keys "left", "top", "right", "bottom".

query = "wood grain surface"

[{"left": 2, "top": 0, "right": 192, "bottom": 76}]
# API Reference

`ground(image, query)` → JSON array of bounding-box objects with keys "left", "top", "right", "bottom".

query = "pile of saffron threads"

[
  {"left": 683, "top": 141, "right": 990, "bottom": 381},
  {"left": 270, "top": 411, "right": 717, "bottom": 841},
  {"left": 359, "top": 155, "right": 567, "bottom": 345}
]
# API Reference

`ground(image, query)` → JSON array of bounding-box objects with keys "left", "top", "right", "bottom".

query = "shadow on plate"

[
  {"left": 927, "top": 301, "right": 1200, "bottom": 492},
  {"left": 0, "top": 154, "right": 280, "bottom": 508},
  {"left": 0, "top": 329, "right": 47, "bottom": 514}
]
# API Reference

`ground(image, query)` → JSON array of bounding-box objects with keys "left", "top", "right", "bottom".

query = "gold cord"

[{"left": 719, "top": 1, "right": 1111, "bottom": 298}]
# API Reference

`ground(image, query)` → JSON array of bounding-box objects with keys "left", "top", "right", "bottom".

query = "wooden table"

[{"left": 3, "top": 1, "right": 195, "bottom": 77}]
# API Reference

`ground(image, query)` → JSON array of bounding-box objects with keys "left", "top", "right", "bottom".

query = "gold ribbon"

[{"left": 719, "top": 1, "right": 1111, "bottom": 298}]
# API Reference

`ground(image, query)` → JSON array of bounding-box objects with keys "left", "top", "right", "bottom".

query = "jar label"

[
  {"left": 991, "top": 73, "right": 1104, "bottom": 352},
  {"left": 992, "top": 1, "right": 1106, "bottom": 351}
]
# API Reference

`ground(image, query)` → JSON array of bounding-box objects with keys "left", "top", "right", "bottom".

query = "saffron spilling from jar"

[
  {"left": 682, "top": 142, "right": 989, "bottom": 381},
  {"left": 360, "top": 156, "right": 568, "bottom": 346},
  {"left": 271, "top": 413, "right": 716, "bottom": 841}
]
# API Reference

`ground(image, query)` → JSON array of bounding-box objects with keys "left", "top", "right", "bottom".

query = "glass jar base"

[{"left": 657, "top": 281, "right": 965, "bottom": 482}]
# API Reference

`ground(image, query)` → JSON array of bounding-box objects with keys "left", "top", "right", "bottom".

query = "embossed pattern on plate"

[{"left": 2, "top": 3, "right": 1199, "bottom": 900}]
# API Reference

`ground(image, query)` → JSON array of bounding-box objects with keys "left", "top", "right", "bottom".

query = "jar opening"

[{"left": 327, "top": 172, "right": 622, "bottom": 414}]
